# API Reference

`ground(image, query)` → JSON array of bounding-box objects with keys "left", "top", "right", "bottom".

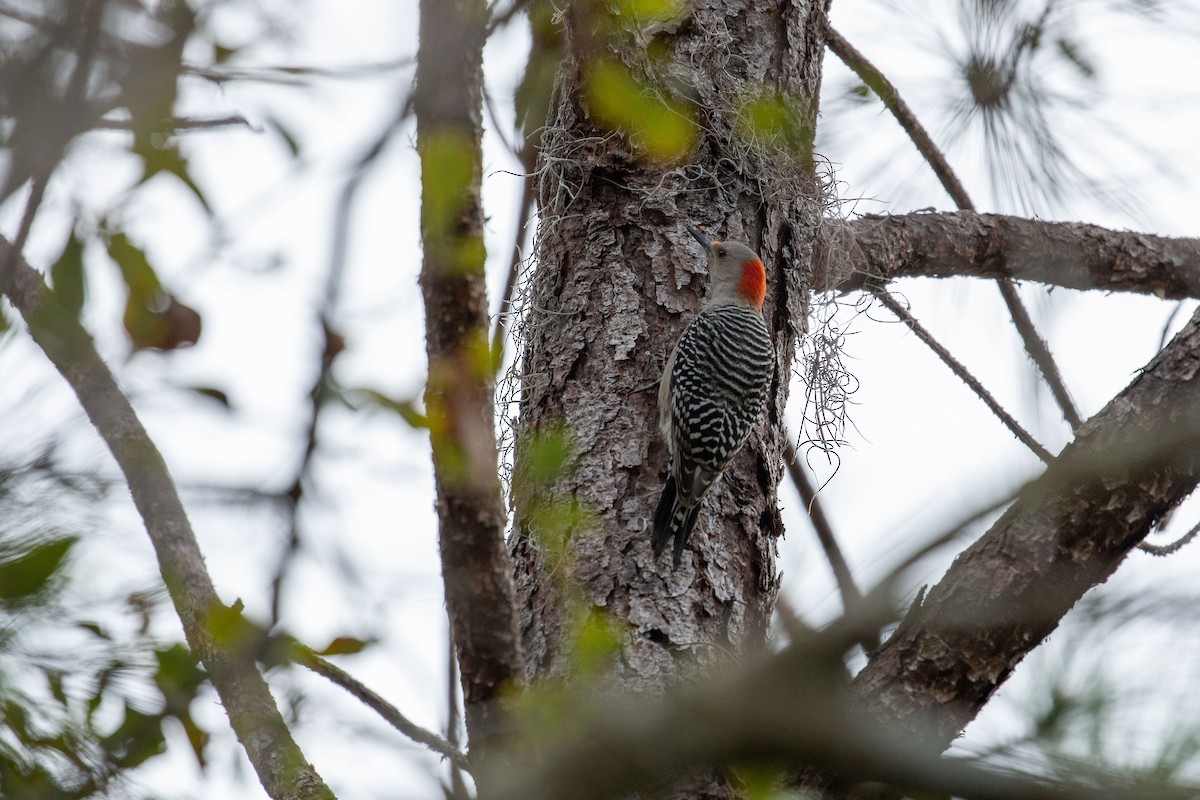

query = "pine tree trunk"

[{"left": 510, "top": 0, "right": 827, "bottom": 731}]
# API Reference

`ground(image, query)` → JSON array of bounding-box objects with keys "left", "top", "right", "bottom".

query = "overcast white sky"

[{"left": 7, "top": 0, "right": 1200, "bottom": 797}]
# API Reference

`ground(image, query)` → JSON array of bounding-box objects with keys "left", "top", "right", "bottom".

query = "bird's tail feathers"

[{"left": 652, "top": 477, "right": 702, "bottom": 569}]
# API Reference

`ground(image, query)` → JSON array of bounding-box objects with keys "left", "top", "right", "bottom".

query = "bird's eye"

[{"left": 716, "top": 247, "right": 727, "bottom": 257}]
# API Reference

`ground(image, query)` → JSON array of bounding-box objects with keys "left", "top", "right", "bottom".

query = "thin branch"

[
  {"left": 827, "top": 26, "right": 1083, "bottom": 431},
  {"left": 0, "top": 239, "right": 335, "bottom": 800},
  {"left": 491, "top": 172, "right": 535, "bottom": 364},
  {"left": 446, "top": 639, "right": 470, "bottom": 798},
  {"left": 782, "top": 440, "right": 874, "bottom": 637},
  {"left": 486, "top": 0, "right": 538, "bottom": 34},
  {"left": 183, "top": 56, "right": 415, "bottom": 85},
  {"left": 94, "top": 114, "right": 252, "bottom": 132},
  {"left": 825, "top": 27, "right": 972, "bottom": 211},
  {"left": 292, "top": 644, "right": 472, "bottom": 773},
  {"left": 869, "top": 286, "right": 1054, "bottom": 465},
  {"left": 995, "top": 278, "right": 1083, "bottom": 429},
  {"left": 269, "top": 123, "right": 396, "bottom": 625},
  {"left": 1138, "top": 517, "right": 1200, "bottom": 556}
]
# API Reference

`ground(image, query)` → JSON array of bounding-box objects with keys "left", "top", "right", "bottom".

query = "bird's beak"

[{"left": 687, "top": 226, "right": 712, "bottom": 249}]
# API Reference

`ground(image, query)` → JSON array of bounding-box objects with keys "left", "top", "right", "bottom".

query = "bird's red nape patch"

[{"left": 738, "top": 259, "right": 766, "bottom": 309}]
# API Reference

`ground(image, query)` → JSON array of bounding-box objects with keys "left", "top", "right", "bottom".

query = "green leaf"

[
  {"left": 845, "top": 81, "right": 874, "bottom": 105},
  {"left": 316, "top": 636, "right": 374, "bottom": 657},
  {"left": 347, "top": 388, "right": 428, "bottom": 428},
  {"left": 48, "top": 232, "right": 85, "bottom": 321},
  {"left": 203, "top": 600, "right": 264, "bottom": 659},
  {"left": 136, "top": 140, "right": 212, "bottom": 215},
  {"left": 611, "top": 0, "right": 684, "bottom": 19},
  {"left": 727, "top": 763, "right": 798, "bottom": 799},
  {"left": 101, "top": 706, "right": 166, "bottom": 769},
  {"left": 212, "top": 41, "right": 239, "bottom": 65},
  {"left": 521, "top": 427, "right": 572, "bottom": 486},
  {"left": 182, "top": 385, "right": 233, "bottom": 409},
  {"left": 0, "top": 537, "right": 76, "bottom": 603},
  {"left": 76, "top": 621, "right": 107, "bottom": 638},
  {"left": 418, "top": 131, "right": 487, "bottom": 275},
  {"left": 105, "top": 233, "right": 162, "bottom": 297},
  {"left": 154, "top": 644, "right": 207, "bottom": 708},
  {"left": 4, "top": 700, "right": 30, "bottom": 739},
  {"left": 45, "top": 671, "right": 67, "bottom": 709},
  {"left": 736, "top": 90, "right": 815, "bottom": 164},
  {"left": 569, "top": 607, "right": 625, "bottom": 676},
  {"left": 583, "top": 58, "right": 696, "bottom": 163},
  {"left": 105, "top": 233, "right": 202, "bottom": 351},
  {"left": 180, "top": 712, "right": 210, "bottom": 769},
  {"left": 152, "top": 642, "right": 208, "bottom": 768}
]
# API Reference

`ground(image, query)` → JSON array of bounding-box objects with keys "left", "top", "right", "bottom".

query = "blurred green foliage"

[
  {"left": 736, "top": 91, "right": 816, "bottom": 167},
  {"left": 0, "top": 471, "right": 211, "bottom": 799},
  {"left": 583, "top": 58, "right": 697, "bottom": 163},
  {"left": 419, "top": 132, "right": 487, "bottom": 276}
]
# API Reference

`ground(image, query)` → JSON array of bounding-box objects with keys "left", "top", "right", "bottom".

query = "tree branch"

[
  {"left": 480, "top": 632, "right": 1194, "bottom": 800},
  {"left": 782, "top": 444, "right": 864, "bottom": 610},
  {"left": 826, "top": 28, "right": 1083, "bottom": 429},
  {"left": 869, "top": 287, "right": 1055, "bottom": 464},
  {"left": 415, "top": 0, "right": 523, "bottom": 751},
  {"left": 0, "top": 240, "right": 335, "bottom": 800},
  {"left": 825, "top": 27, "right": 972, "bottom": 211},
  {"left": 292, "top": 644, "right": 471, "bottom": 772},
  {"left": 835, "top": 211, "right": 1200, "bottom": 299},
  {"left": 783, "top": 439, "right": 880, "bottom": 652},
  {"left": 853, "top": 307, "right": 1200, "bottom": 751}
]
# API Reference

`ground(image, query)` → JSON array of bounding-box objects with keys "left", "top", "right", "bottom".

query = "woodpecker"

[{"left": 652, "top": 227, "right": 774, "bottom": 568}]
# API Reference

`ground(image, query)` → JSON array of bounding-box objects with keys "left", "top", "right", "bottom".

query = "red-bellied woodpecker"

[{"left": 652, "top": 227, "right": 774, "bottom": 568}]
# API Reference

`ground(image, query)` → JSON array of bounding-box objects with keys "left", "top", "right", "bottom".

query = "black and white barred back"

[{"left": 652, "top": 303, "right": 774, "bottom": 567}]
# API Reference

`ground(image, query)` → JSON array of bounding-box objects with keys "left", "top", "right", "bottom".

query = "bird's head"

[{"left": 688, "top": 226, "right": 766, "bottom": 310}]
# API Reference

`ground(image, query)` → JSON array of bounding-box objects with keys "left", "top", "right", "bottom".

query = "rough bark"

[
  {"left": 852, "top": 307, "right": 1200, "bottom": 752},
  {"left": 479, "top": 306, "right": 1200, "bottom": 800},
  {"left": 415, "top": 0, "right": 522, "bottom": 747},
  {"left": 832, "top": 211, "right": 1200, "bottom": 298},
  {"left": 0, "top": 241, "right": 335, "bottom": 800},
  {"left": 510, "top": 0, "right": 826, "bottom": 744}
]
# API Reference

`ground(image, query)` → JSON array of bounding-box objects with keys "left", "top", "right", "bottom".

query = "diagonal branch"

[
  {"left": 836, "top": 211, "right": 1200, "bottom": 299},
  {"left": 481, "top": 627, "right": 1196, "bottom": 800},
  {"left": 270, "top": 123, "right": 399, "bottom": 626},
  {"left": 827, "top": 26, "right": 1083, "bottom": 430},
  {"left": 996, "top": 274, "right": 1083, "bottom": 430},
  {"left": 825, "top": 27, "right": 972, "bottom": 211},
  {"left": 782, "top": 443, "right": 863, "bottom": 610},
  {"left": 783, "top": 439, "right": 881, "bottom": 652},
  {"left": 292, "top": 644, "right": 471, "bottom": 772},
  {"left": 0, "top": 240, "right": 335, "bottom": 800},
  {"left": 853, "top": 307, "right": 1200, "bottom": 751},
  {"left": 869, "top": 287, "right": 1055, "bottom": 464}
]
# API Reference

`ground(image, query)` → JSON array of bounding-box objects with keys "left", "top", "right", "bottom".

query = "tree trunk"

[{"left": 510, "top": 0, "right": 826, "bottom": 717}]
